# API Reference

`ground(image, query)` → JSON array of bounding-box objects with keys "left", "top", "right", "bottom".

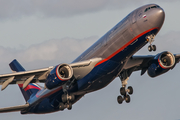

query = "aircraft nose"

[{"left": 148, "top": 8, "right": 165, "bottom": 29}]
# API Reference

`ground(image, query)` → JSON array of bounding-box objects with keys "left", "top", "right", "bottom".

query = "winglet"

[{"left": 9, "top": 59, "right": 25, "bottom": 72}]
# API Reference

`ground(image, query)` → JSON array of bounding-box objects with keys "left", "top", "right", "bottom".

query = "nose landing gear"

[
  {"left": 148, "top": 45, "right": 156, "bottom": 52},
  {"left": 146, "top": 34, "right": 156, "bottom": 52}
]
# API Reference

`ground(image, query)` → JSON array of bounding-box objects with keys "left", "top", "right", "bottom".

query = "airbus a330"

[{"left": 0, "top": 4, "right": 179, "bottom": 114}]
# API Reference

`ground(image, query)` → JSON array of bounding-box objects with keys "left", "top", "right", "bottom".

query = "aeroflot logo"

[{"left": 143, "top": 15, "right": 147, "bottom": 18}]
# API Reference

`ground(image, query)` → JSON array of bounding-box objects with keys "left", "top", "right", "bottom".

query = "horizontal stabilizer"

[{"left": 0, "top": 104, "right": 29, "bottom": 113}]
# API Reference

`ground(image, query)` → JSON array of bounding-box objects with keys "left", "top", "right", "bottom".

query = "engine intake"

[
  {"left": 56, "top": 64, "right": 73, "bottom": 81},
  {"left": 158, "top": 51, "right": 175, "bottom": 69},
  {"left": 147, "top": 51, "right": 175, "bottom": 78},
  {"left": 45, "top": 64, "right": 73, "bottom": 89}
]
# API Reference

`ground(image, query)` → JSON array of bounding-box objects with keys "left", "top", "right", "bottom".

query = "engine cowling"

[
  {"left": 147, "top": 51, "right": 175, "bottom": 78},
  {"left": 45, "top": 64, "right": 73, "bottom": 89}
]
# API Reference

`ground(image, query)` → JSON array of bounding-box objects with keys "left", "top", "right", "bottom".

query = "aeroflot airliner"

[{"left": 0, "top": 4, "right": 179, "bottom": 114}]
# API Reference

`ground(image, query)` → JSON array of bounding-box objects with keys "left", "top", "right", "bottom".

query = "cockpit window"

[
  {"left": 144, "top": 7, "right": 150, "bottom": 12},
  {"left": 151, "top": 6, "right": 157, "bottom": 9},
  {"left": 144, "top": 5, "right": 160, "bottom": 12}
]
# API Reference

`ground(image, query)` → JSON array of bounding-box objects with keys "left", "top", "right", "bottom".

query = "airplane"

[{"left": 0, "top": 3, "right": 179, "bottom": 114}]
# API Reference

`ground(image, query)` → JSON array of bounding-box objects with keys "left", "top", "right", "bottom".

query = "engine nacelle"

[
  {"left": 147, "top": 51, "right": 175, "bottom": 78},
  {"left": 45, "top": 64, "right": 73, "bottom": 89}
]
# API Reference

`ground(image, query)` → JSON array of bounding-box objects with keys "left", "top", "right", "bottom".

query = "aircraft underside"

[{"left": 1, "top": 4, "right": 179, "bottom": 115}]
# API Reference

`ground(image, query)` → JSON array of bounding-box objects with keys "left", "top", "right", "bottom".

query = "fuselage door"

[
  {"left": 130, "top": 11, "right": 139, "bottom": 37},
  {"left": 132, "top": 11, "right": 137, "bottom": 24}
]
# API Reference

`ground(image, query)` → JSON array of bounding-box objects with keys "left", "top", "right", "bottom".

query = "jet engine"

[
  {"left": 45, "top": 64, "right": 73, "bottom": 89},
  {"left": 147, "top": 51, "right": 175, "bottom": 78}
]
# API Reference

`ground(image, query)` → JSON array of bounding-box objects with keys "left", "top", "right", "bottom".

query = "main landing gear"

[
  {"left": 117, "top": 71, "right": 133, "bottom": 104},
  {"left": 59, "top": 83, "right": 75, "bottom": 111},
  {"left": 117, "top": 86, "right": 133, "bottom": 104},
  {"left": 59, "top": 93, "right": 75, "bottom": 110},
  {"left": 146, "top": 34, "right": 156, "bottom": 52}
]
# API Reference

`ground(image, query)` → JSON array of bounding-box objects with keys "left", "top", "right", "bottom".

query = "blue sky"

[{"left": 0, "top": 0, "right": 180, "bottom": 120}]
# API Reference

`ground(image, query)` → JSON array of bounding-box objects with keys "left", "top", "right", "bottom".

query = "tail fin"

[{"left": 9, "top": 59, "right": 42, "bottom": 102}]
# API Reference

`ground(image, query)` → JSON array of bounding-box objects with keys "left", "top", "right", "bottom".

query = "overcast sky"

[{"left": 0, "top": 0, "right": 180, "bottom": 120}]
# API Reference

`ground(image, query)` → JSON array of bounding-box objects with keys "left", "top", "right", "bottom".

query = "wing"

[
  {"left": 122, "top": 51, "right": 180, "bottom": 77},
  {"left": 0, "top": 67, "right": 53, "bottom": 90},
  {"left": 0, "top": 104, "right": 29, "bottom": 113},
  {"left": 0, "top": 58, "right": 102, "bottom": 90}
]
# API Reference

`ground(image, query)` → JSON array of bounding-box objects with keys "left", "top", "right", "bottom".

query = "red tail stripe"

[{"left": 18, "top": 84, "right": 41, "bottom": 91}]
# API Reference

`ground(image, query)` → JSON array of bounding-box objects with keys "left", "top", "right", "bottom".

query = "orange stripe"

[
  {"left": 56, "top": 65, "right": 63, "bottom": 81},
  {"left": 95, "top": 27, "right": 159, "bottom": 67},
  {"left": 56, "top": 65, "right": 70, "bottom": 81},
  {"left": 158, "top": 58, "right": 169, "bottom": 69}
]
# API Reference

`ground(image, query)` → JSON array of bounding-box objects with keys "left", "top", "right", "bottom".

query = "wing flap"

[{"left": 0, "top": 104, "right": 29, "bottom": 113}]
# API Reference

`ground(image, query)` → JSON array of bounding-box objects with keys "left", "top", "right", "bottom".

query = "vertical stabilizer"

[{"left": 9, "top": 59, "right": 42, "bottom": 102}]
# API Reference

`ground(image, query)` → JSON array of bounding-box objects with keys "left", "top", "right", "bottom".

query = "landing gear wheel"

[
  {"left": 117, "top": 96, "right": 123, "bottom": 104},
  {"left": 148, "top": 45, "right": 156, "bottom": 52},
  {"left": 127, "top": 86, "right": 133, "bottom": 95},
  {"left": 148, "top": 45, "right": 152, "bottom": 52},
  {"left": 125, "top": 95, "right": 130, "bottom": 103},
  {"left": 59, "top": 103, "right": 65, "bottom": 110},
  {"left": 62, "top": 94, "right": 67, "bottom": 103},
  {"left": 120, "top": 87, "right": 126, "bottom": 96},
  {"left": 69, "top": 94, "right": 75, "bottom": 102},
  {"left": 62, "top": 94, "right": 75, "bottom": 103},
  {"left": 66, "top": 103, "right": 72, "bottom": 110},
  {"left": 152, "top": 45, "right": 156, "bottom": 51}
]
